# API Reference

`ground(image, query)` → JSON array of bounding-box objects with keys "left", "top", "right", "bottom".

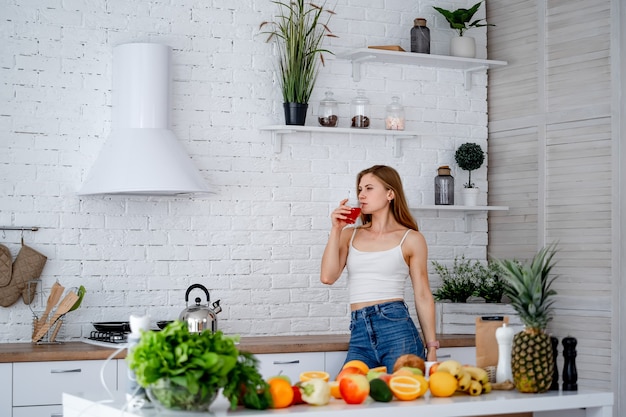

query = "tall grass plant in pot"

[
  {"left": 433, "top": 1, "right": 494, "bottom": 58},
  {"left": 260, "top": 0, "right": 336, "bottom": 125}
]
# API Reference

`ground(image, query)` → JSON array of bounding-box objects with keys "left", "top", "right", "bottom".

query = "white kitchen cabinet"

[
  {"left": 1, "top": 363, "right": 12, "bottom": 417},
  {"left": 324, "top": 351, "right": 346, "bottom": 380},
  {"left": 12, "top": 405, "right": 62, "bottom": 417},
  {"left": 117, "top": 358, "right": 129, "bottom": 397},
  {"left": 436, "top": 347, "right": 476, "bottom": 365},
  {"left": 12, "top": 360, "right": 116, "bottom": 416},
  {"left": 256, "top": 352, "right": 326, "bottom": 383}
]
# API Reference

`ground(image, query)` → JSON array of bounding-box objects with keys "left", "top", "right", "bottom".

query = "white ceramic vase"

[
  {"left": 461, "top": 187, "right": 479, "bottom": 206},
  {"left": 450, "top": 36, "right": 476, "bottom": 58}
]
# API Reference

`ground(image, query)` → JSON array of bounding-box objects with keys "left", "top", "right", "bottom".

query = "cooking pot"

[{"left": 179, "top": 284, "right": 222, "bottom": 333}]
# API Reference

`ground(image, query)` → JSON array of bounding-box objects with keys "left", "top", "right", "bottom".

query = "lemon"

[{"left": 429, "top": 371, "right": 457, "bottom": 397}]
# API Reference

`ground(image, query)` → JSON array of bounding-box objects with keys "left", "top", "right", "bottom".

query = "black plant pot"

[{"left": 283, "top": 102, "right": 308, "bottom": 126}]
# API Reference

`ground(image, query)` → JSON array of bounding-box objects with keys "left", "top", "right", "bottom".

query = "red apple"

[
  {"left": 336, "top": 366, "right": 365, "bottom": 381},
  {"left": 377, "top": 373, "right": 393, "bottom": 384},
  {"left": 339, "top": 374, "right": 370, "bottom": 404},
  {"left": 429, "top": 362, "right": 440, "bottom": 376}
]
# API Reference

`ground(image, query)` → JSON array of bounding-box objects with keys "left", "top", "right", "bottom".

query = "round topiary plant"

[{"left": 455, "top": 142, "right": 484, "bottom": 188}]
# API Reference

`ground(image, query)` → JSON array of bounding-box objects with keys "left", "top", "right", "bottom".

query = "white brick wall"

[{"left": 0, "top": 0, "right": 492, "bottom": 342}]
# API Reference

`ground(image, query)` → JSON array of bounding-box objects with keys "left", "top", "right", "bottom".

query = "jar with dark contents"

[
  {"left": 318, "top": 91, "right": 338, "bottom": 127},
  {"left": 350, "top": 89, "right": 370, "bottom": 128}
]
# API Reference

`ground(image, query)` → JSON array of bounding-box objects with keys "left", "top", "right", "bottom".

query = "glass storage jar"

[
  {"left": 318, "top": 91, "right": 339, "bottom": 127},
  {"left": 350, "top": 89, "right": 370, "bottom": 128},
  {"left": 385, "top": 96, "right": 405, "bottom": 130},
  {"left": 410, "top": 18, "right": 430, "bottom": 54},
  {"left": 434, "top": 165, "right": 454, "bottom": 205}
]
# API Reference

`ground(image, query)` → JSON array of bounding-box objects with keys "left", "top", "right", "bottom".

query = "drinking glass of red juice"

[{"left": 345, "top": 202, "right": 361, "bottom": 224}]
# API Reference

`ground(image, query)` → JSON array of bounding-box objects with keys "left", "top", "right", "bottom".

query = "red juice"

[{"left": 345, "top": 207, "right": 361, "bottom": 224}]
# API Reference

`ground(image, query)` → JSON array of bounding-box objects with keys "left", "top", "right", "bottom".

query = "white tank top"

[{"left": 346, "top": 229, "right": 411, "bottom": 304}]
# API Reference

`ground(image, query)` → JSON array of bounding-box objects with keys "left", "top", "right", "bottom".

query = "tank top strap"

[
  {"left": 349, "top": 227, "right": 358, "bottom": 246},
  {"left": 399, "top": 229, "right": 411, "bottom": 246}
]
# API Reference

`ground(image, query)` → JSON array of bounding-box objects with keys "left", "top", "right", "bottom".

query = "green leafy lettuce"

[{"left": 128, "top": 320, "right": 270, "bottom": 410}]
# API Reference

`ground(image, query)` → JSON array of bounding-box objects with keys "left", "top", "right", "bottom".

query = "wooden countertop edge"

[{"left": 0, "top": 334, "right": 474, "bottom": 363}]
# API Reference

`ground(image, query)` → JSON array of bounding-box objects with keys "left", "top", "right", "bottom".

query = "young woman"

[{"left": 320, "top": 165, "right": 438, "bottom": 370}]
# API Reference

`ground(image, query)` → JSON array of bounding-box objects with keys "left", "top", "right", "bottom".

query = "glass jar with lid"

[
  {"left": 350, "top": 89, "right": 370, "bottom": 128},
  {"left": 385, "top": 96, "right": 405, "bottom": 130},
  {"left": 318, "top": 91, "right": 339, "bottom": 127},
  {"left": 434, "top": 165, "right": 454, "bottom": 205}
]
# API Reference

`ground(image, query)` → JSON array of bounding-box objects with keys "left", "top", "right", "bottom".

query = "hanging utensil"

[
  {"left": 49, "top": 318, "right": 63, "bottom": 343},
  {"left": 33, "top": 290, "right": 78, "bottom": 342},
  {"left": 33, "top": 281, "right": 64, "bottom": 337}
]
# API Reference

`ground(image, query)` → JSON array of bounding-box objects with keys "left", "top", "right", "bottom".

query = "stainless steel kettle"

[{"left": 178, "top": 284, "right": 222, "bottom": 333}]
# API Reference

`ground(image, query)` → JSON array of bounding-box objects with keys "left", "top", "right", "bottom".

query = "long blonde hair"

[{"left": 356, "top": 165, "right": 419, "bottom": 231}]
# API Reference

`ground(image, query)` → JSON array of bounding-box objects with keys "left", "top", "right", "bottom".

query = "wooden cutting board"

[{"left": 368, "top": 45, "right": 406, "bottom": 52}]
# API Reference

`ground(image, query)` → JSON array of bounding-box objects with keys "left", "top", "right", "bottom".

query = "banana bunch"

[{"left": 435, "top": 360, "right": 492, "bottom": 396}]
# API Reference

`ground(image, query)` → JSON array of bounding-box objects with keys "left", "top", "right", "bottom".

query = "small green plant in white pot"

[
  {"left": 455, "top": 142, "right": 485, "bottom": 206},
  {"left": 433, "top": 1, "right": 494, "bottom": 58}
]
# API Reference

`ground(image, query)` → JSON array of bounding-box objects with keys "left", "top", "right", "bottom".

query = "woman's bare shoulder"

[{"left": 403, "top": 229, "right": 427, "bottom": 248}]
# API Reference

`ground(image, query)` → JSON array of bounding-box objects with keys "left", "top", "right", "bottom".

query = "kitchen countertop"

[
  {"left": 0, "top": 333, "right": 473, "bottom": 362},
  {"left": 64, "top": 388, "right": 614, "bottom": 417}
]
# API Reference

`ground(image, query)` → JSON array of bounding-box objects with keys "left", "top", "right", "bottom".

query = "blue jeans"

[{"left": 345, "top": 301, "right": 425, "bottom": 372}]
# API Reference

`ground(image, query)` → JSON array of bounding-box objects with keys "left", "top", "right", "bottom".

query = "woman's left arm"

[{"left": 405, "top": 231, "right": 438, "bottom": 361}]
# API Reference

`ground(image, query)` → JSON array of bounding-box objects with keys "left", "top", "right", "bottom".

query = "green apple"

[
  {"left": 399, "top": 366, "right": 423, "bottom": 376},
  {"left": 269, "top": 374, "right": 292, "bottom": 385},
  {"left": 366, "top": 370, "right": 385, "bottom": 381}
]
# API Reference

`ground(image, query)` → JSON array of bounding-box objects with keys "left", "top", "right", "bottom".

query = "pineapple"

[{"left": 496, "top": 244, "right": 558, "bottom": 393}]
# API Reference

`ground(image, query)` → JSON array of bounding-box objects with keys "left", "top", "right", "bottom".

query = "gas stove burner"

[{"left": 88, "top": 330, "right": 128, "bottom": 344}]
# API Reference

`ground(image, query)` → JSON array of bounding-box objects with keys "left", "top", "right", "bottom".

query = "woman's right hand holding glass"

[{"left": 331, "top": 198, "right": 361, "bottom": 227}]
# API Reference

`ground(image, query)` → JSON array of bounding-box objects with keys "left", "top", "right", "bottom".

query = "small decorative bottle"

[
  {"left": 350, "top": 89, "right": 370, "bottom": 128},
  {"left": 495, "top": 323, "right": 514, "bottom": 383},
  {"left": 385, "top": 96, "right": 405, "bottom": 130},
  {"left": 410, "top": 18, "right": 430, "bottom": 54},
  {"left": 318, "top": 90, "right": 339, "bottom": 127},
  {"left": 434, "top": 166, "right": 454, "bottom": 205}
]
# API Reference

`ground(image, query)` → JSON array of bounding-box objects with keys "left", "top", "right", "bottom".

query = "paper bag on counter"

[{"left": 475, "top": 316, "right": 509, "bottom": 368}]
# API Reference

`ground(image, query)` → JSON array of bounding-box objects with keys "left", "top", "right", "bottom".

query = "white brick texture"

[{"left": 0, "top": 0, "right": 491, "bottom": 342}]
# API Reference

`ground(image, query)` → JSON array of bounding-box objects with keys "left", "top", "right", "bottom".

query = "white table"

[{"left": 64, "top": 389, "right": 614, "bottom": 417}]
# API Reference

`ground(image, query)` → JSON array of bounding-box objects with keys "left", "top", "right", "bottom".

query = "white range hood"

[{"left": 78, "top": 43, "right": 211, "bottom": 196}]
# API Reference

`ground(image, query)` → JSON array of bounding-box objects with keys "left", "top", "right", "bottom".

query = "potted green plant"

[
  {"left": 455, "top": 142, "right": 484, "bottom": 206},
  {"left": 432, "top": 255, "right": 480, "bottom": 303},
  {"left": 260, "top": 0, "right": 337, "bottom": 125},
  {"left": 433, "top": 1, "right": 494, "bottom": 58},
  {"left": 433, "top": 255, "right": 507, "bottom": 303},
  {"left": 432, "top": 256, "right": 518, "bottom": 334},
  {"left": 474, "top": 261, "right": 507, "bottom": 303}
]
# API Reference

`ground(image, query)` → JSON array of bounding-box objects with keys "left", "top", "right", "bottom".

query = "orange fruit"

[
  {"left": 413, "top": 374, "right": 429, "bottom": 397},
  {"left": 342, "top": 360, "right": 369, "bottom": 374},
  {"left": 370, "top": 365, "right": 387, "bottom": 373},
  {"left": 388, "top": 374, "right": 427, "bottom": 401},
  {"left": 300, "top": 371, "right": 330, "bottom": 382},
  {"left": 268, "top": 377, "right": 294, "bottom": 408},
  {"left": 429, "top": 371, "right": 458, "bottom": 397},
  {"left": 329, "top": 380, "right": 342, "bottom": 399}
]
